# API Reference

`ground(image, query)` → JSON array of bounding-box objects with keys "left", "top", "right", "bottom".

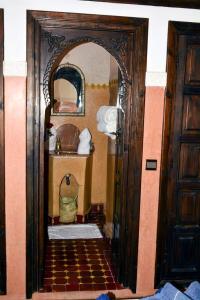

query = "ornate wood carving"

[
  {"left": 43, "top": 32, "right": 130, "bottom": 108},
  {"left": 43, "top": 32, "right": 65, "bottom": 53}
]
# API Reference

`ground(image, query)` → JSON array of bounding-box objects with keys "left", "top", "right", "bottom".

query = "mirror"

[{"left": 51, "top": 63, "right": 85, "bottom": 116}]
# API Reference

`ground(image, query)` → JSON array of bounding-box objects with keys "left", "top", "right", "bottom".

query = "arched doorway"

[{"left": 26, "top": 11, "right": 148, "bottom": 298}]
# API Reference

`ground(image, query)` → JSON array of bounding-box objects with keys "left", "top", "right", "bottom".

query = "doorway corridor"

[{"left": 41, "top": 206, "right": 123, "bottom": 292}]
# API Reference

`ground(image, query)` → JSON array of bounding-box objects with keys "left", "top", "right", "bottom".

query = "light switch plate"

[{"left": 146, "top": 159, "right": 157, "bottom": 170}]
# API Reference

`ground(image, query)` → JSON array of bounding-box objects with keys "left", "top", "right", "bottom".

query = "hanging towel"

[
  {"left": 96, "top": 106, "right": 117, "bottom": 137},
  {"left": 96, "top": 106, "right": 117, "bottom": 124},
  {"left": 97, "top": 121, "right": 116, "bottom": 133}
]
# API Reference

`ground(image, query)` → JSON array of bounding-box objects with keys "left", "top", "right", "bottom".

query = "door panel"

[
  {"left": 177, "top": 191, "right": 200, "bottom": 224},
  {"left": 182, "top": 95, "right": 200, "bottom": 133},
  {"left": 0, "top": 8, "right": 6, "bottom": 295},
  {"left": 170, "top": 230, "right": 199, "bottom": 274},
  {"left": 179, "top": 144, "right": 200, "bottom": 180},
  {"left": 185, "top": 45, "right": 200, "bottom": 85},
  {"left": 156, "top": 22, "right": 200, "bottom": 286}
]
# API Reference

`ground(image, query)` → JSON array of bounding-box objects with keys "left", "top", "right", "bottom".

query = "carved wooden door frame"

[
  {"left": 0, "top": 8, "right": 6, "bottom": 295},
  {"left": 26, "top": 11, "right": 148, "bottom": 298}
]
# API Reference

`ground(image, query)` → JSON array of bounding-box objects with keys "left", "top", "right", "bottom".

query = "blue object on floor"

[
  {"left": 185, "top": 281, "right": 200, "bottom": 300},
  {"left": 96, "top": 294, "right": 111, "bottom": 300},
  {"left": 142, "top": 283, "right": 190, "bottom": 299}
]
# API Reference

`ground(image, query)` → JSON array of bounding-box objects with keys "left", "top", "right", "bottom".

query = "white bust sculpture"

[{"left": 77, "top": 128, "right": 91, "bottom": 155}]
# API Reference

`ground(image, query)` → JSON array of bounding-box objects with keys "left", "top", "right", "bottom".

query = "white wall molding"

[
  {"left": 2, "top": 1, "right": 200, "bottom": 74},
  {"left": 145, "top": 72, "right": 167, "bottom": 87},
  {"left": 3, "top": 61, "right": 27, "bottom": 76}
]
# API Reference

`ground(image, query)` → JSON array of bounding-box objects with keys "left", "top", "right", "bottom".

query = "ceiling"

[{"left": 84, "top": 0, "right": 200, "bottom": 9}]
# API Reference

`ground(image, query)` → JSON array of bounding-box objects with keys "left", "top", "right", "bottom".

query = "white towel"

[
  {"left": 96, "top": 106, "right": 117, "bottom": 124},
  {"left": 96, "top": 106, "right": 117, "bottom": 138},
  {"left": 97, "top": 121, "right": 116, "bottom": 133}
]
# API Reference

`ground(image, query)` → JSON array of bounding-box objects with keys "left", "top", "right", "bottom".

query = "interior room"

[
  {"left": 1, "top": 1, "right": 200, "bottom": 300},
  {"left": 42, "top": 42, "right": 122, "bottom": 292}
]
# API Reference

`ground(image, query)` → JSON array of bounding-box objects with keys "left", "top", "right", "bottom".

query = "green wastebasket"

[{"left": 59, "top": 174, "right": 78, "bottom": 223}]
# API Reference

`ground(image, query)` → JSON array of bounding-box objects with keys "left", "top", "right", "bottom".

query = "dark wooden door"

[
  {"left": 27, "top": 11, "right": 147, "bottom": 298},
  {"left": 156, "top": 21, "right": 200, "bottom": 286}
]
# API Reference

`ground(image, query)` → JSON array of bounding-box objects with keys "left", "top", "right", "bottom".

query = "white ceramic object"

[{"left": 77, "top": 128, "right": 91, "bottom": 154}]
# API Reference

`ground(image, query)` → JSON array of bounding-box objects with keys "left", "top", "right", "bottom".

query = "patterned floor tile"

[{"left": 43, "top": 208, "right": 124, "bottom": 292}]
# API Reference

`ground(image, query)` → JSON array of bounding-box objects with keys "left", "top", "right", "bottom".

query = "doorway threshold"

[{"left": 32, "top": 289, "right": 138, "bottom": 300}]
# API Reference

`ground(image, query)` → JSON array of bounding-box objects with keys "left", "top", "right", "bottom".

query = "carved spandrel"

[
  {"left": 43, "top": 32, "right": 129, "bottom": 59},
  {"left": 42, "top": 32, "right": 131, "bottom": 108},
  {"left": 110, "top": 36, "right": 129, "bottom": 59},
  {"left": 42, "top": 32, "right": 66, "bottom": 53}
]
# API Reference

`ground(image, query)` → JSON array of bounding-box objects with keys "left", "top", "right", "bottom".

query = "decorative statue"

[{"left": 77, "top": 128, "right": 91, "bottom": 155}]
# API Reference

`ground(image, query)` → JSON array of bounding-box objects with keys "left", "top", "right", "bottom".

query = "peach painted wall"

[
  {"left": 2, "top": 79, "right": 166, "bottom": 299},
  {"left": 106, "top": 151, "right": 115, "bottom": 223},
  {"left": 3, "top": 77, "right": 26, "bottom": 299},
  {"left": 50, "top": 85, "right": 109, "bottom": 205},
  {"left": 136, "top": 87, "right": 165, "bottom": 294}
]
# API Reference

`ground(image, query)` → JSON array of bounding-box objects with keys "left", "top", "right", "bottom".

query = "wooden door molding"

[
  {"left": 26, "top": 10, "right": 148, "bottom": 298},
  {"left": 83, "top": 0, "right": 200, "bottom": 9},
  {"left": 0, "top": 8, "right": 6, "bottom": 295},
  {"left": 156, "top": 21, "right": 200, "bottom": 287}
]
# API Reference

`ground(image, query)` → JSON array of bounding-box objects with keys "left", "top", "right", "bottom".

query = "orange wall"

[
  {"left": 137, "top": 87, "right": 165, "bottom": 294},
  {"left": 3, "top": 80, "right": 165, "bottom": 299},
  {"left": 3, "top": 77, "right": 26, "bottom": 299},
  {"left": 50, "top": 85, "right": 109, "bottom": 205},
  {"left": 106, "top": 151, "right": 115, "bottom": 223}
]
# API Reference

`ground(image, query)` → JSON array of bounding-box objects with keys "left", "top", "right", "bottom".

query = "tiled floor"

[
  {"left": 42, "top": 239, "right": 124, "bottom": 292},
  {"left": 42, "top": 205, "right": 124, "bottom": 292},
  {"left": 85, "top": 204, "right": 105, "bottom": 233}
]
